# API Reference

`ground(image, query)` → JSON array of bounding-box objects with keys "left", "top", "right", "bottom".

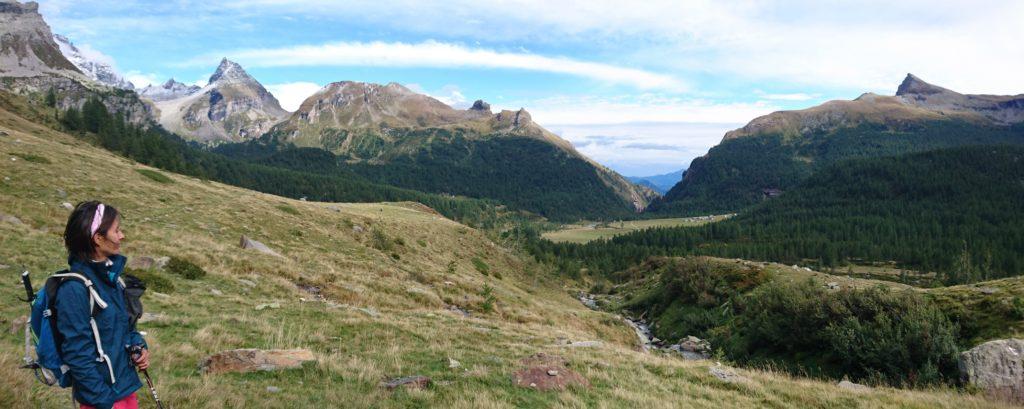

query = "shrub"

[
  {"left": 10, "top": 152, "right": 51, "bottom": 164},
  {"left": 446, "top": 260, "right": 457, "bottom": 276},
  {"left": 717, "top": 280, "right": 959, "bottom": 387},
  {"left": 125, "top": 269, "right": 174, "bottom": 293},
  {"left": 371, "top": 229, "right": 396, "bottom": 252},
  {"left": 135, "top": 168, "right": 172, "bottom": 184},
  {"left": 166, "top": 256, "right": 206, "bottom": 279},
  {"left": 480, "top": 284, "right": 496, "bottom": 313},
  {"left": 472, "top": 257, "right": 490, "bottom": 275},
  {"left": 276, "top": 204, "right": 300, "bottom": 215}
]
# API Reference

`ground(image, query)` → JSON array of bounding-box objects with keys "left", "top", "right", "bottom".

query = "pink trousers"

[{"left": 80, "top": 392, "right": 139, "bottom": 409}]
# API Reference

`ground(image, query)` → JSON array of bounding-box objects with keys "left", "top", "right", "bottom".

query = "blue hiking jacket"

[{"left": 55, "top": 254, "right": 145, "bottom": 409}]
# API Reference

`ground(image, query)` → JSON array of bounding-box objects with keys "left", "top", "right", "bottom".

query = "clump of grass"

[
  {"left": 10, "top": 152, "right": 51, "bottom": 164},
  {"left": 276, "top": 204, "right": 300, "bottom": 215},
  {"left": 166, "top": 256, "right": 206, "bottom": 279},
  {"left": 125, "top": 269, "right": 175, "bottom": 293},
  {"left": 135, "top": 168, "right": 173, "bottom": 183},
  {"left": 446, "top": 260, "right": 457, "bottom": 276},
  {"left": 417, "top": 239, "right": 427, "bottom": 247},
  {"left": 471, "top": 257, "right": 490, "bottom": 276}
]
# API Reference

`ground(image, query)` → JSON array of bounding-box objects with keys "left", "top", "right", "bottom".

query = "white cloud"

[
  {"left": 509, "top": 94, "right": 777, "bottom": 126},
  {"left": 265, "top": 82, "right": 323, "bottom": 111},
  {"left": 755, "top": 91, "right": 816, "bottom": 101},
  {"left": 190, "top": 40, "right": 684, "bottom": 91},
  {"left": 407, "top": 83, "right": 469, "bottom": 108},
  {"left": 123, "top": 70, "right": 161, "bottom": 88}
]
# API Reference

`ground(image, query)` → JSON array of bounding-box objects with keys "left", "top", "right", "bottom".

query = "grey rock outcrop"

[
  {"left": 198, "top": 348, "right": 315, "bottom": 374},
  {"left": 240, "top": 235, "right": 283, "bottom": 257},
  {"left": 897, "top": 74, "right": 1024, "bottom": 124},
  {"left": 960, "top": 338, "right": 1024, "bottom": 404}
]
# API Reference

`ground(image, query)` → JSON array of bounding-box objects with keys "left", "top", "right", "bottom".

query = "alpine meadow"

[{"left": 2, "top": 1, "right": 1024, "bottom": 408}]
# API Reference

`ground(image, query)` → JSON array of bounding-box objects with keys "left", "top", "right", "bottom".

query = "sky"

[{"left": 36, "top": 0, "right": 1024, "bottom": 176}]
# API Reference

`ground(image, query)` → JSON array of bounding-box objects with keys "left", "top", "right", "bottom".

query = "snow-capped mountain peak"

[{"left": 52, "top": 33, "right": 133, "bottom": 90}]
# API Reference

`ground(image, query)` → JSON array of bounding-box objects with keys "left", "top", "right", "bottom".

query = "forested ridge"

[
  {"left": 648, "top": 120, "right": 1024, "bottom": 216},
  {"left": 532, "top": 145, "right": 1024, "bottom": 285}
]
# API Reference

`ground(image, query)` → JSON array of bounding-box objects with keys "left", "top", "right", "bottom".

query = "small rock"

[
  {"left": 238, "top": 279, "right": 257, "bottom": 287},
  {"left": 976, "top": 287, "right": 1000, "bottom": 295},
  {"left": 1, "top": 214, "right": 24, "bottom": 226},
  {"left": 10, "top": 315, "right": 28, "bottom": 334},
  {"left": 561, "top": 341, "right": 602, "bottom": 348},
  {"left": 56, "top": 189, "right": 66, "bottom": 198},
  {"left": 355, "top": 307, "right": 379, "bottom": 318},
  {"left": 838, "top": 380, "right": 870, "bottom": 392},
  {"left": 154, "top": 256, "right": 170, "bottom": 269},
  {"left": 547, "top": 370, "right": 558, "bottom": 376},
  {"left": 255, "top": 302, "right": 281, "bottom": 311},
  {"left": 199, "top": 349, "right": 315, "bottom": 374},
  {"left": 240, "top": 235, "right": 283, "bottom": 257},
  {"left": 210, "top": 289, "right": 224, "bottom": 296},
  {"left": 352, "top": 225, "right": 364, "bottom": 234},
  {"left": 382, "top": 375, "right": 431, "bottom": 390},
  {"left": 128, "top": 256, "right": 157, "bottom": 270},
  {"left": 709, "top": 365, "right": 747, "bottom": 383},
  {"left": 446, "top": 305, "right": 470, "bottom": 318},
  {"left": 448, "top": 357, "right": 461, "bottom": 369},
  {"left": 826, "top": 282, "right": 840, "bottom": 290},
  {"left": 138, "top": 313, "right": 165, "bottom": 323},
  {"left": 266, "top": 386, "right": 281, "bottom": 393},
  {"left": 61, "top": 202, "right": 73, "bottom": 210}
]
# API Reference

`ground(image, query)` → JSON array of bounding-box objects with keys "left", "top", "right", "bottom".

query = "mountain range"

[
  {"left": 649, "top": 74, "right": 1024, "bottom": 215},
  {"left": 0, "top": 0, "right": 654, "bottom": 220},
  {"left": 626, "top": 169, "right": 685, "bottom": 195}
]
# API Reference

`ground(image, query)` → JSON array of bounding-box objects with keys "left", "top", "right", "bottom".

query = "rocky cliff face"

[
  {"left": 0, "top": 0, "right": 152, "bottom": 124},
  {"left": 52, "top": 34, "right": 133, "bottom": 90},
  {"left": 0, "top": 1, "right": 80, "bottom": 78},
  {"left": 154, "top": 58, "right": 288, "bottom": 143},
  {"left": 139, "top": 79, "right": 201, "bottom": 102}
]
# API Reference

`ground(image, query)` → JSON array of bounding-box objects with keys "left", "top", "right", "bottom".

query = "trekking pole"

[
  {"left": 21, "top": 270, "right": 35, "bottom": 303},
  {"left": 128, "top": 346, "right": 165, "bottom": 409}
]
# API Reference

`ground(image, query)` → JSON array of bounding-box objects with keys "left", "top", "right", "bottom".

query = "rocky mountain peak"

[
  {"left": 0, "top": 0, "right": 38, "bottom": 14},
  {"left": 140, "top": 78, "right": 201, "bottom": 102},
  {"left": 896, "top": 74, "right": 952, "bottom": 97},
  {"left": 208, "top": 58, "right": 253, "bottom": 84},
  {"left": 470, "top": 100, "right": 491, "bottom": 112}
]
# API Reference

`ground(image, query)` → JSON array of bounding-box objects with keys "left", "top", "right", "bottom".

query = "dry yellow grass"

[{"left": 0, "top": 104, "right": 1012, "bottom": 408}]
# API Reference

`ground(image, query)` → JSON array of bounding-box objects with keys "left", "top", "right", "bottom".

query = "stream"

[{"left": 579, "top": 292, "right": 710, "bottom": 360}]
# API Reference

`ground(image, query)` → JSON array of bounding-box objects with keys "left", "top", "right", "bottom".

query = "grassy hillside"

[
  {"left": 649, "top": 119, "right": 1024, "bottom": 215},
  {"left": 0, "top": 97, "right": 1012, "bottom": 407},
  {"left": 534, "top": 145, "right": 1024, "bottom": 284}
]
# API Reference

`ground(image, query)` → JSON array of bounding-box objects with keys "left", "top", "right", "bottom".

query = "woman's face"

[{"left": 93, "top": 217, "right": 124, "bottom": 259}]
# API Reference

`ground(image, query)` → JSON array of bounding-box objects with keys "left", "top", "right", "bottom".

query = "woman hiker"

[{"left": 58, "top": 201, "right": 149, "bottom": 409}]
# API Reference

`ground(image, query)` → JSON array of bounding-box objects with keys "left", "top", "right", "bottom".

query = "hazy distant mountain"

[
  {"left": 627, "top": 169, "right": 685, "bottom": 194},
  {"left": 139, "top": 79, "right": 201, "bottom": 102},
  {"left": 649, "top": 74, "right": 1024, "bottom": 215},
  {"left": 52, "top": 33, "right": 133, "bottom": 90},
  {"left": 153, "top": 58, "right": 288, "bottom": 143}
]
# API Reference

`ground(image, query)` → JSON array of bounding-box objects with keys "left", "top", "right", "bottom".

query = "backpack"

[{"left": 21, "top": 269, "right": 146, "bottom": 387}]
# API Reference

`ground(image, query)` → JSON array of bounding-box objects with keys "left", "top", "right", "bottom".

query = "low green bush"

[
  {"left": 135, "top": 168, "right": 173, "bottom": 183},
  {"left": 125, "top": 269, "right": 175, "bottom": 293},
  {"left": 166, "top": 256, "right": 206, "bottom": 279},
  {"left": 10, "top": 152, "right": 51, "bottom": 164},
  {"left": 472, "top": 257, "right": 490, "bottom": 275}
]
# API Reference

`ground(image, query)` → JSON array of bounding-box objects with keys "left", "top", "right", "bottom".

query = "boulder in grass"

[
  {"left": 240, "top": 235, "right": 283, "bottom": 257},
  {"left": 513, "top": 353, "right": 589, "bottom": 391},
  {"left": 960, "top": 338, "right": 1024, "bottom": 404},
  {"left": 199, "top": 348, "right": 315, "bottom": 374},
  {"left": 382, "top": 375, "right": 431, "bottom": 391},
  {"left": 129, "top": 256, "right": 157, "bottom": 270}
]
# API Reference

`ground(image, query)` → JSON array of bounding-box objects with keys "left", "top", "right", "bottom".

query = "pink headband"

[{"left": 90, "top": 204, "right": 105, "bottom": 236}]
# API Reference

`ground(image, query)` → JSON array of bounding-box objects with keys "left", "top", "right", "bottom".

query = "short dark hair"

[{"left": 64, "top": 201, "right": 120, "bottom": 262}]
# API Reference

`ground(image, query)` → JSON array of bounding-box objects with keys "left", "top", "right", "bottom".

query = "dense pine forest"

[
  {"left": 648, "top": 120, "right": 1024, "bottom": 216},
  {"left": 531, "top": 145, "right": 1024, "bottom": 285},
  {"left": 217, "top": 129, "right": 639, "bottom": 221}
]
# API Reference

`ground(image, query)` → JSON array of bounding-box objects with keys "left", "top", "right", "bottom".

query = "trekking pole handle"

[{"left": 21, "top": 271, "right": 34, "bottom": 303}]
